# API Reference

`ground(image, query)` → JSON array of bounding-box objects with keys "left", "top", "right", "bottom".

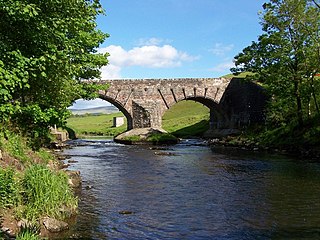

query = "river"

[{"left": 61, "top": 139, "right": 320, "bottom": 239}]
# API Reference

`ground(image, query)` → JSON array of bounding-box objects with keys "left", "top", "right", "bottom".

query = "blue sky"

[{"left": 71, "top": 0, "right": 264, "bottom": 109}]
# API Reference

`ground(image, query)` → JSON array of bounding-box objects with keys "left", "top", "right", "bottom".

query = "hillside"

[{"left": 69, "top": 105, "right": 119, "bottom": 115}]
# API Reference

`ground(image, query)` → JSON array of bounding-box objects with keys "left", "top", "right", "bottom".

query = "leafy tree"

[
  {"left": 0, "top": 0, "right": 109, "bottom": 147},
  {"left": 232, "top": 0, "right": 320, "bottom": 127}
]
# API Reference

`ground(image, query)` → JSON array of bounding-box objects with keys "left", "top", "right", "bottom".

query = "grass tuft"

[
  {"left": 0, "top": 168, "right": 19, "bottom": 208},
  {"left": 16, "top": 227, "right": 40, "bottom": 240},
  {"left": 20, "top": 165, "right": 77, "bottom": 221}
]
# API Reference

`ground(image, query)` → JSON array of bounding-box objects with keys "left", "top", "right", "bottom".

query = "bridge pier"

[{"left": 132, "top": 100, "right": 164, "bottom": 128}]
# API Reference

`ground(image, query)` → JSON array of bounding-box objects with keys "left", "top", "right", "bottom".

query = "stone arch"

[
  {"left": 98, "top": 95, "right": 133, "bottom": 130},
  {"left": 163, "top": 96, "right": 228, "bottom": 130}
]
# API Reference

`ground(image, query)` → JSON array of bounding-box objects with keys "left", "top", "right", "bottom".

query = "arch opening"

[
  {"left": 67, "top": 97, "right": 132, "bottom": 138},
  {"left": 98, "top": 96, "right": 133, "bottom": 131},
  {"left": 161, "top": 99, "right": 210, "bottom": 138},
  {"left": 161, "top": 97, "right": 229, "bottom": 138}
]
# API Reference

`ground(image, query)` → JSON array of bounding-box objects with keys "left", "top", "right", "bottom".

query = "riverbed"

[{"left": 62, "top": 139, "right": 320, "bottom": 239}]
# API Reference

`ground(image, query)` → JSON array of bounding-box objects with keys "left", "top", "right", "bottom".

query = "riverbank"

[
  {"left": 207, "top": 135, "right": 320, "bottom": 160},
  {"left": 0, "top": 131, "right": 79, "bottom": 239}
]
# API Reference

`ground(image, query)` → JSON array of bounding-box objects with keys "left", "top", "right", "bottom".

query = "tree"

[
  {"left": 313, "top": 0, "right": 320, "bottom": 8},
  {"left": 0, "top": 0, "right": 109, "bottom": 146},
  {"left": 232, "top": 0, "right": 320, "bottom": 127}
]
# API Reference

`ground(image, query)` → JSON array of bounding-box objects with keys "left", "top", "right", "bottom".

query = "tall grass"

[
  {"left": 21, "top": 165, "right": 77, "bottom": 221},
  {"left": 0, "top": 168, "right": 19, "bottom": 208},
  {"left": 16, "top": 228, "right": 40, "bottom": 240}
]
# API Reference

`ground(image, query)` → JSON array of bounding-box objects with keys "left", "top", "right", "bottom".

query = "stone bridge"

[{"left": 95, "top": 78, "right": 267, "bottom": 131}]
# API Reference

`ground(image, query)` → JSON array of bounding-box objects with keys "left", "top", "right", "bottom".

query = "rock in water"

[
  {"left": 65, "top": 170, "right": 81, "bottom": 188},
  {"left": 42, "top": 217, "right": 69, "bottom": 232},
  {"left": 118, "top": 210, "right": 134, "bottom": 215}
]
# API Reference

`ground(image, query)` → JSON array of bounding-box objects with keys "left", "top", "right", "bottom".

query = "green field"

[
  {"left": 66, "top": 100, "right": 210, "bottom": 138},
  {"left": 66, "top": 112, "right": 127, "bottom": 137}
]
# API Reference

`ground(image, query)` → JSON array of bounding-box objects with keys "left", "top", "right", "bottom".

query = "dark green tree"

[
  {"left": 232, "top": 0, "right": 320, "bottom": 127},
  {"left": 0, "top": 0, "right": 109, "bottom": 146}
]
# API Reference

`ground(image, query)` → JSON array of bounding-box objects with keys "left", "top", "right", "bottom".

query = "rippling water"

[{"left": 61, "top": 139, "right": 320, "bottom": 239}]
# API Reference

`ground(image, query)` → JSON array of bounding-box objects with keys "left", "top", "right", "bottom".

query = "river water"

[{"left": 62, "top": 139, "right": 320, "bottom": 239}]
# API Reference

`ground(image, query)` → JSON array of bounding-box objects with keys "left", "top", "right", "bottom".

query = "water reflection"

[{"left": 62, "top": 139, "right": 320, "bottom": 239}]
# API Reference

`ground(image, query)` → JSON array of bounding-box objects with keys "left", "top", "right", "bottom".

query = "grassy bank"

[
  {"left": 0, "top": 130, "right": 77, "bottom": 238},
  {"left": 66, "top": 101, "right": 210, "bottom": 139}
]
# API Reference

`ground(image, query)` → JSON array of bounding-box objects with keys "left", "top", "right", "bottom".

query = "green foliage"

[
  {"left": 0, "top": 168, "right": 19, "bottom": 208},
  {"left": 232, "top": 0, "right": 320, "bottom": 128},
  {"left": 0, "top": 0, "right": 109, "bottom": 147},
  {"left": 21, "top": 165, "right": 77, "bottom": 221}
]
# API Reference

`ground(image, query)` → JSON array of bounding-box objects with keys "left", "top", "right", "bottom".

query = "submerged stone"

[{"left": 42, "top": 217, "right": 69, "bottom": 233}]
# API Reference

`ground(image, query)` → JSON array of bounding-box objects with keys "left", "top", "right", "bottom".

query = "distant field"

[
  {"left": 67, "top": 100, "right": 210, "bottom": 138},
  {"left": 66, "top": 112, "right": 127, "bottom": 137}
]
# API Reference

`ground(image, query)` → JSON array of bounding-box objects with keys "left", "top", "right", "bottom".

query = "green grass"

[
  {"left": 16, "top": 228, "right": 40, "bottom": 240},
  {"left": 0, "top": 168, "right": 19, "bottom": 208},
  {"left": 162, "top": 100, "right": 210, "bottom": 137},
  {"left": 66, "top": 112, "right": 126, "bottom": 137},
  {"left": 146, "top": 133, "right": 178, "bottom": 144},
  {"left": 20, "top": 164, "right": 77, "bottom": 221},
  {"left": 221, "top": 72, "right": 255, "bottom": 79}
]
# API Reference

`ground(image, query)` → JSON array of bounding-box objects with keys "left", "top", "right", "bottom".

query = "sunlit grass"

[
  {"left": 20, "top": 165, "right": 77, "bottom": 221},
  {"left": 162, "top": 100, "right": 210, "bottom": 137},
  {"left": 66, "top": 112, "right": 126, "bottom": 137}
]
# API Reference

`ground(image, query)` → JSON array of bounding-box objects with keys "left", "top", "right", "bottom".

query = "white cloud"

[
  {"left": 210, "top": 60, "right": 235, "bottom": 72},
  {"left": 100, "top": 64, "right": 122, "bottom": 79},
  {"left": 69, "top": 99, "right": 110, "bottom": 109},
  {"left": 135, "top": 37, "right": 170, "bottom": 46},
  {"left": 209, "top": 43, "right": 234, "bottom": 56},
  {"left": 98, "top": 42, "right": 197, "bottom": 78}
]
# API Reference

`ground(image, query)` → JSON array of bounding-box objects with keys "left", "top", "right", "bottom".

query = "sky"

[{"left": 71, "top": 0, "right": 264, "bottom": 109}]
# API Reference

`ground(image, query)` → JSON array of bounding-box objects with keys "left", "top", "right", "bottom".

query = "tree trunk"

[{"left": 294, "top": 80, "right": 304, "bottom": 126}]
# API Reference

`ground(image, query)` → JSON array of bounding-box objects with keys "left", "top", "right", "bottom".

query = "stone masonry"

[{"left": 94, "top": 78, "right": 267, "bottom": 130}]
